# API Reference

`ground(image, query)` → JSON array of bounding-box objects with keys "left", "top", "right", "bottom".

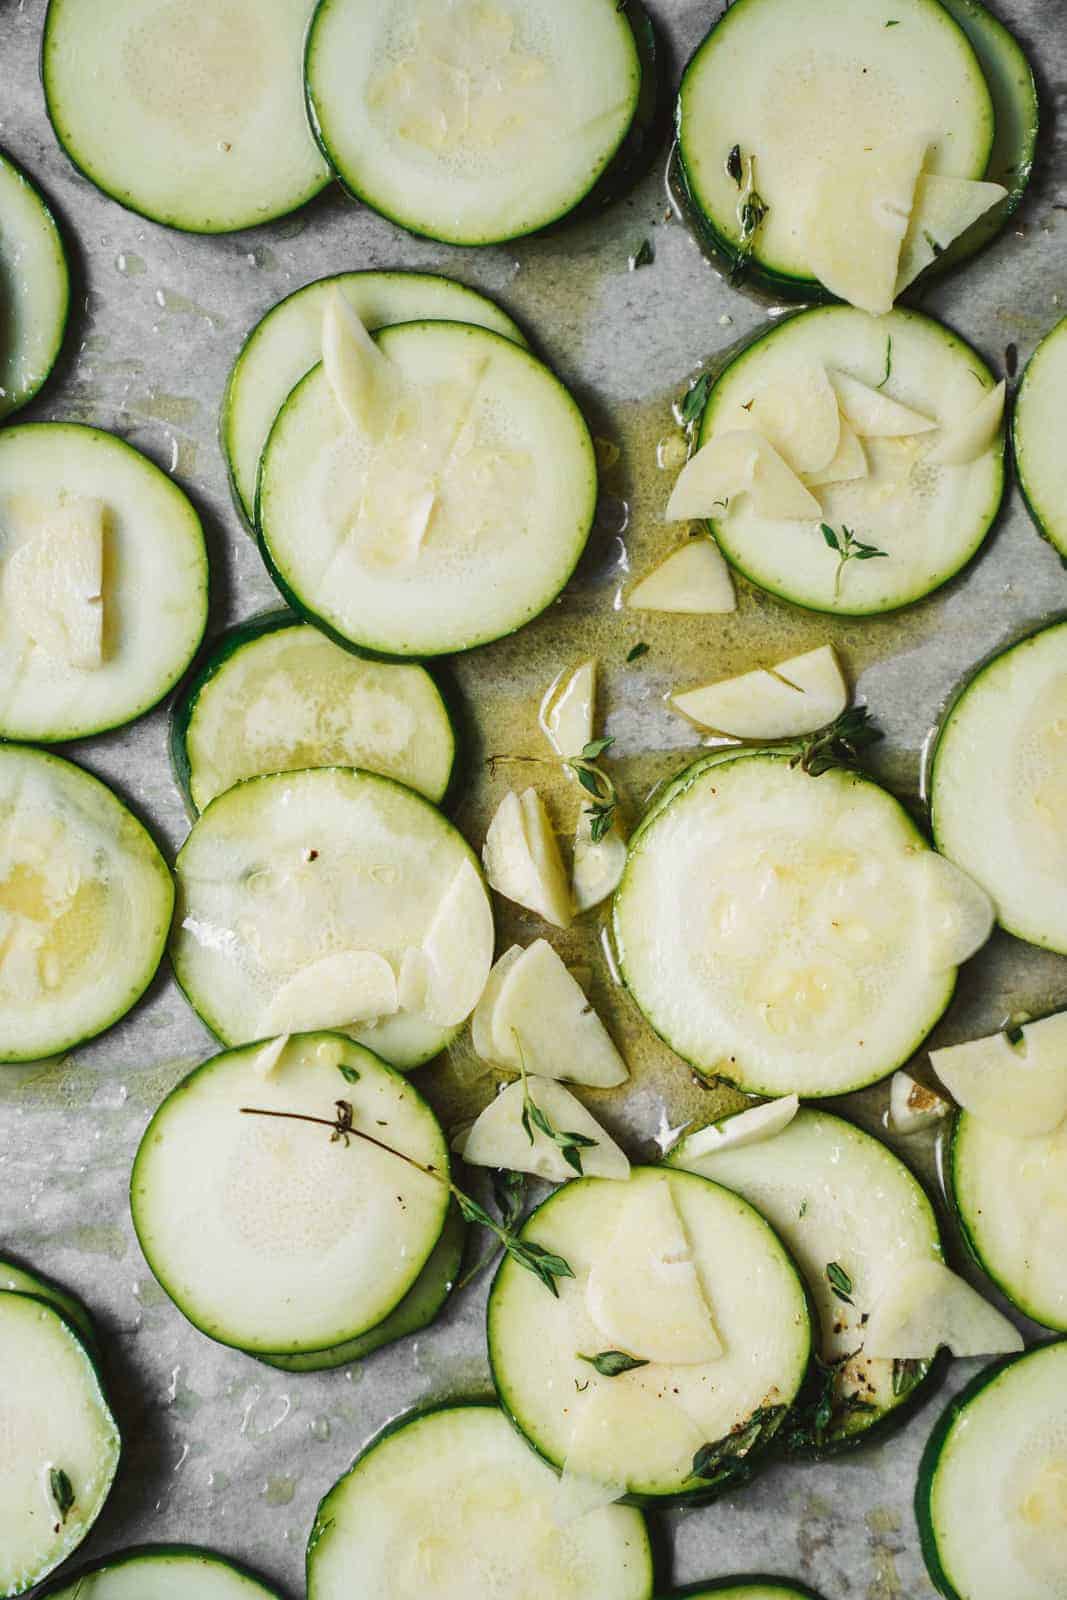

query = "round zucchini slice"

[
  {"left": 917, "top": 1340, "right": 1067, "bottom": 1600},
  {"left": 258, "top": 320, "right": 596, "bottom": 658},
  {"left": 487, "top": 1167, "right": 812, "bottom": 1504},
  {"left": 676, "top": 0, "right": 994, "bottom": 297},
  {"left": 171, "top": 614, "right": 457, "bottom": 814},
  {"left": 223, "top": 270, "right": 528, "bottom": 527},
  {"left": 1013, "top": 316, "right": 1067, "bottom": 557},
  {"left": 258, "top": 1201, "right": 465, "bottom": 1372},
  {"left": 930, "top": 619, "right": 1067, "bottom": 954},
  {"left": 0, "top": 1258, "right": 97, "bottom": 1356},
  {"left": 171, "top": 766, "right": 494, "bottom": 1067},
  {"left": 307, "top": 1402, "right": 655, "bottom": 1600},
  {"left": 41, "top": 0, "right": 329, "bottom": 233},
  {"left": 614, "top": 751, "right": 968, "bottom": 1098},
  {"left": 660, "top": 1586, "right": 826, "bottom": 1600},
  {"left": 693, "top": 306, "right": 1004, "bottom": 617},
  {"left": 0, "top": 423, "right": 209, "bottom": 742},
  {"left": 38, "top": 1545, "right": 285, "bottom": 1600},
  {"left": 0, "top": 149, "right": 69, "bottom": 421},
  {"left": 668, "top": 1109, "right": 944, "bottom": 1452},
  {"left": 131, "top": 1032, "right": 450, "bottom": 1355},
  {"left": 951, "top": 1111, "right": 1067, "bottom": 1333},
  {"left": 0, "top": 745, "right": 173, "bottom": 1063},
  {"left": 0, "top": 1291, "right": 120, "bottom": 1599},
  {"left": 304, "top": 0, "right": 645, "bottom": 246}
]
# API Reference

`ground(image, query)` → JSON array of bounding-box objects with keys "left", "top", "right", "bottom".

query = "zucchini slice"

[
  {"left": 930, "top": 619, "right": 1067, "bottom": 953},
  {"left": 690, "top": 307, "right": 1004, "bottom": 617},
  {"left": 171, "top": 613, "right": 457, "bottom": 814},
  {"left": 0, "top": 1291, "right": 120, "bottom": 1598},
  {"left": 951, "top": 1111, "right": 1067, "bottom": 1333},
  {"left": 676, "top": 0, "right": 995, "bottom": 298},
  {"left": 222, "top": 271, "right": 528, "bottom": 526},
  {"left": 258, "top": 1202, "right": 465, "bottom": 1372},
  {"left": 304, "top": 0, "right": 646, "bottom": 246},
  {"left": 0, "top": 150, "right": 68, "bottom": 421},
  {"left": 916, "top": 1340, "right": 1067, "bottom": 1600},
  {"left": 661, "top": 1586, "right": 826, "bottom": 1600},
  {"left": 1013, "top": 316, "right": 1067, "bottom": 557},
  {"left": 38, "top": 1545, "right": 284, "bottom": 1600},
  {"left": 131, "top": 1032, "right": 451, "bottom": 1355},
  {"left": 41, "top": 0, "right": 329, "bottom": 233},
  {"left": 0, "top": 1257, "right": 97, "bottom": 1356},
  {"left": 258, "top": 320, "right": 596, "bottom": 658},
  {"left": 0, "top": 745, "right": 173, "bottom": 1063},
  {"left": 307, "top": 1402, "right": 655, "bottom": 1599},
  {"left": 0, "top": 423, "right": 209, "bottom": 742},
  {"left": 614, "top": 751, "right": 973, "bottom": 1098},
  {"left": 667, "top": 1109, "right": 944, "bottom": 1452},
  {"left": 487, "top": 1167, "right": 811, "bottom": 1503},
  {"left": 171, "top": 767, "right": 493, "bottom": 1067}
]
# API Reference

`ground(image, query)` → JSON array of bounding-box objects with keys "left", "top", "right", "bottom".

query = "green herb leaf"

[
  {"left": 817, "top": 522, "right": 888, "bottom": 599},
  {"left": 885, "top": 17, "right": 900, "bottom": 24},
  {"left": 798, "top": 1199, "right": 808, "bottom": 1219},
  {"left": 626, "top": 642, "right": 649, "bottom": 663},
  {"left": 579, "top": 1350, "right": 650, "bottom": 1377},
  {"left": 725, "top": 144, "right": 743, "bottom": 186},
  {"left": 574, "top": 766, "right": 603, "bottom": 799},
  {"left": 49, "top": 1467, "right": 75, "bottom": 1526},
  {"left": 876, "top": 335, "right": 893, "bottom": 390},
  {"left": 691, "top": 1404, "right": 787, "bottom": 1484},
  {"left": 582, "top": 736, "right": 615, "bottom": 761},
  {"left": 588, "top": 804, "right": 617, "bottom": 844},
  {"left": 820, "top": 522, "right": 841, "bottom": 552},
  {"left": 826, "top": 1261, "right": 855, "bottom": 1305},
  {"left": 629, "top": 238, "right": 655, "bottom": 271},
  {"left": 505, "top": 1237, "right": 575, "bottom": 1297},
  {"left": 791, "top": 705, "right": 883, "bottom": 778},
  {"left": 892, "top": 1356, "right": 925, "bottom": 1398},
  {"left": 491, "top": 1168, "right": 528, "bottom": 1231},
  {"left": 679, "top": 373, "right": 711, "bottom": 426},
  {"left": 337, "top": 1064, "right": 361, "bottom": 1084}
]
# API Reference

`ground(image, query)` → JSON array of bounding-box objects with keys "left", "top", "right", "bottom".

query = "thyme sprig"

[
  {"left": 239, "top": 1102, "right": 574, "bottom": 1297},
  {"left": 516, "top": 1041, "right": 597, "bottom": 1176},
  {"left": 820, "top": 522, "right": 888, "bottom": 599},
  {"left": 784, "top": 1349, "right": 876, "bottom": 1453},
  {"left": 454, "top": 1168, "right": 528, "bottom": 1292},
  {"left": 790, "top": 706, "right": 883, "bottom": 778},
  {"left": 566, "top": 736, "right": 619, "bottom": 844},
  {"left": 690, "top": 1403, "right": 788, "bottom": 1488},
  {"left": 726, "top": 146, "right": 769, "bottom": 285}
]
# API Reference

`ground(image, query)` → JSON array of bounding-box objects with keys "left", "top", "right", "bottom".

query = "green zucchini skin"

[
  {"left": 1012, "top": 315, "right": 1067, "bottom": 558},
  {"left": 659, "top": 1582, "right": 829, "bottom": 1600},
  {"left": 303, "top": 0, "right": 658, "bottom": 246},
  {"left": 0, "top": 147, "right": 70, "bottom": 419},
  {"left": 33, "top": 1544, "right": 285, "bottom": 1600},
  {"left": 168, "top": 608, "right": 462, "bottom": 818},
  {"left": 0, "top": 1256, "right": 99, "bottom": 1357},
  {"left": 914, "top": 1342, "right": 1067, "bottom": 1600}
]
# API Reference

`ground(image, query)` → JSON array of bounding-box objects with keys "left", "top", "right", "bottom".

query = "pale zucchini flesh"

[
  {"left": 42, "top": 0, "right": 329, "bottom": 233},
  {"left": 694, "top": 307, "right": 1004, "bottom": 616},
  {"left": 917, "top": 1341, "right": 1067, "bottom": 1600},
  {"left": 667, "top": 1108, "right": 942, "bottom": 1448},
  {"left": 952, "top": 1111, "right": 1067, "bottom": 1334},
  {"left": 0, "top": 1292, "right": 120, "bottom": 1598},
  {"left": 258, "top": 321, "right": 596, "bottom": 658},
  {"left": 1014, "top": 316, "right": 1067, "bottom": 558},
  {"left": 0, "top": 149, "right": 69, "bottom": 420},
  {"left": 488, "top": 1167, "right": 811, "bottom": 1501},
  {"left": 171, "top": 766, "right": 493, "bottom": 1068},
  {"left": 0, "top": 1257, "right": 97, "bottom": 1355},
  {"left": 39, "top": 1546, "right": 285, "bottom": 1600},
  {"left": 614, "top": 752, "right": 961, "bottom": 1097},
  {"left": 307, "top": 1403, "right": 655, "bottom": 1600},
  {"left": 930, "top": 620, "right": 1067, "bottom": 954},
  {"left": 305, "top": 0, "right": 644, "bottom": 246},
  {"left": 131, "top": 1033, "right": 451, "bottom": 1354},
  {"left": 0, "top": 424, "right": 209, "bottom": 741},
  {"left": 0, "top": 745, "right": 174, "bottom": 1062},
  {"left": 174, "top": 615, "right": 456, "bottom": 813},
  {"left": 676, "top": 0, "right": 994, "bottom": 292}
]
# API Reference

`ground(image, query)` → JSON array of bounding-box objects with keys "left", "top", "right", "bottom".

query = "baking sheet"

[{"left": 1, "top": 0, "right": 1065, "bottom": 1594}]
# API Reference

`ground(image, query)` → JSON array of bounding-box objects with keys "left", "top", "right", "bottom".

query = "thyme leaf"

[
  {"left": 819, "top": 522, "right": 888, "bottom": 599},
  {"left": 579, "top": 1350, "right": 650, "bottom": 1377},
  {"left": 626, "top": 642, "right": 649, "bottom": 663},
  {"left": 826, "top": 1260, "right": 855, "bottom": 1305},
  {"left": 629, "top": 238, "right": 655, "bottom": 271},
  {"left": 892, "top": 1356, "right": 925, "bottom": 1398},
  {"left": 679, "top": 373, "right": 711, "bottom": 427},
  {"left": 337, "top": 1064, "right": 361, "bottom": 1084},
  {"left": 49, "top": 1467, "right": 75, "bottom": 1529},
  {"left": 455, "top": 1168, "right": 529, "bottom": 1292},
  {"left": 790, "top": 705, "right": 883, "bottom": 777},
  {"left": 239, "top": 1104, "right": 573, "bottom": 1298},
  {"left": 876, "top": 335, "right": 893, "bottom": 389},
  {"left": 566, "top": 741, "right": 619, "bottom": 845},
  {"left": 691, "top": 1403, "right": 787, "bottom": 1486},
  {"left": 516, "top": 1037, "right": 597, "bottom": 1175},
  {"left": 725, "top": 144, "right": 743, "bottom": 186}
]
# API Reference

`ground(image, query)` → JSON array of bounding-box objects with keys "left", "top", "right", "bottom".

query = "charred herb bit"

[
  {"left": 690, "top": 1403, "right": 788, "bottom": 1487},
  {"left": 238, "top": 1103, "right": 574, "bottom": 1298},
  {"left": 629, "top": 238, "right": 655, "bottom": 271},
  {"left": 826, "top": 1261, "right": 855, "bottom": 1306},
  {"left": 791, "top": 705, "right": 884, "bottom": 778},
  {"left": 679, "top": 372, "right": 712, "bottom": 428},
  {"left": 566, "top": 738, "right": 619, "bottom": 845},
  {"left": 725, "top": 144, "right": 743, "bottom": 187},
  {"left": 579, "top": 1350, "right": 650, "bottom": 1377},
  {"left": 820, "top": 521, "right": 888, "bottom": 599},
  {"left": 626, "top": 642, "right": 650, "bottom": 663},
  {"left": 876, "top": 335, "right": 894, "bottom": 390},
  {"left": 49, "top": 1466, "right": 75, "bottom": 1530},
  {"left": 892, "top": 1356, "right": 926, "bottom": 1398}
]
